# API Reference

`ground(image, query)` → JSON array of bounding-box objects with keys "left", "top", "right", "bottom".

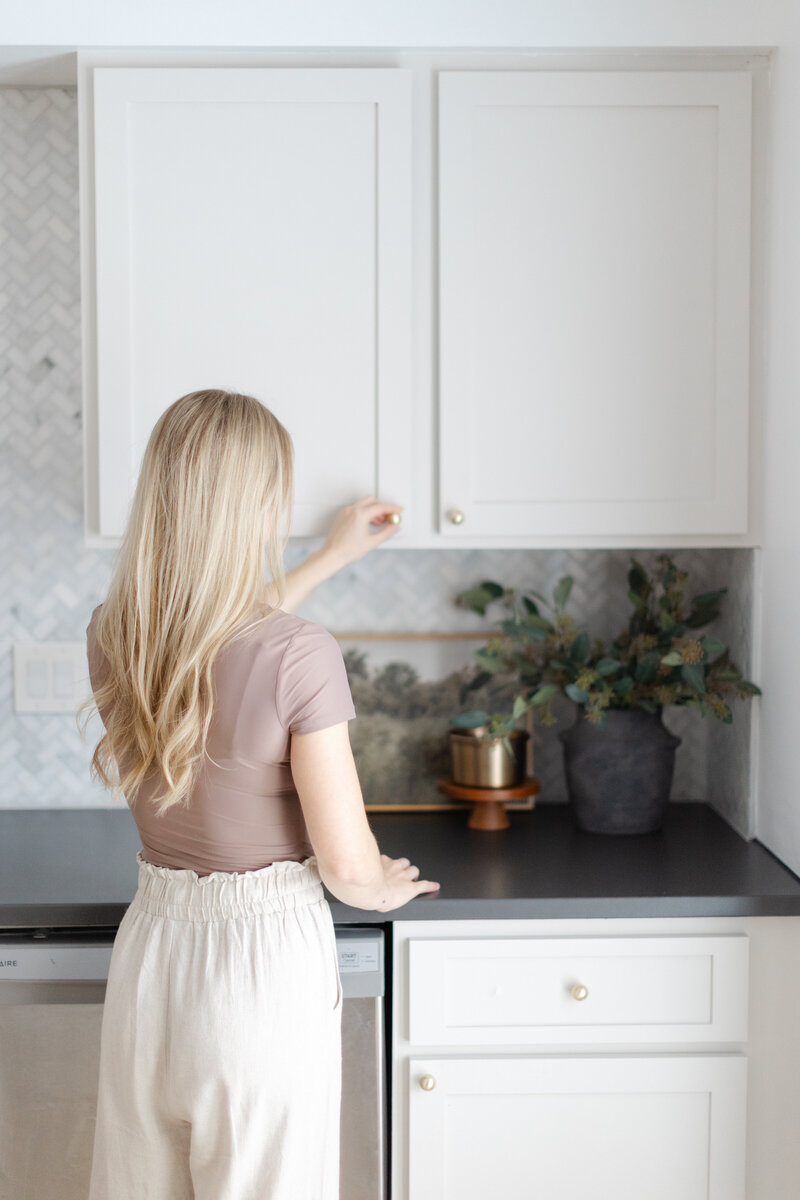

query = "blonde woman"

[{"left": 79, "top": 389, "right": 440, "bottom": 1200}]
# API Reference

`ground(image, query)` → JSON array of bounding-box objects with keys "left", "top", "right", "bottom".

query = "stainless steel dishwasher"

[{"left": 0, "top": 923, "right": 386, "bottom": 1200}]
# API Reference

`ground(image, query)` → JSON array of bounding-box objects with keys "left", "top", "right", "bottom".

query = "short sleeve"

[{"left": 276, "top": 622, "right": 356, "bottom": 736}]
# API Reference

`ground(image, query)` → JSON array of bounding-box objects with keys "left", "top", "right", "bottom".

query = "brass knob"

[
  {"left": 385, "top": 512, "right": 401, "bottom": 525},
  {"left": 447, "top": 509, "right": 465, "bottom": 526},
  {"left": 419, "top": 1074, "right": 437, "bottom": 1091},
  {"left": 570, "top": 983, "right": 589, "bottom": 1001}
]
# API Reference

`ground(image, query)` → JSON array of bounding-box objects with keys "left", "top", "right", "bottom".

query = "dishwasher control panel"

[
  {"left": 334, "top": 926, "right": 385, "bottom": 999},
  {"left": 0, "top": 942, "right": 114, "bottom": 981}
]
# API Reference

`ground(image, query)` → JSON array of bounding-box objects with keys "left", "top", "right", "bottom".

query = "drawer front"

[{"left": 407, "top": 935, "right": 748, "bottom": 1044}]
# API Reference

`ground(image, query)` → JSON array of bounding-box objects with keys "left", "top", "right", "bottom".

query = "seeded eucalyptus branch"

[{"left": 455, "top": 555, "right": 761, "bottom": 730}]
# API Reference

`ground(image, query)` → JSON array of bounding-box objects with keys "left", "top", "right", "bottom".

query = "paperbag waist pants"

[{"left": 89, "top": 851, "right": 343, "bottom": 1200}]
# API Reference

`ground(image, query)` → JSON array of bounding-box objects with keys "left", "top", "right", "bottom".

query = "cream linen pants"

[{"left": 89, "top": 851, "right": 343, "bottom": 1200}]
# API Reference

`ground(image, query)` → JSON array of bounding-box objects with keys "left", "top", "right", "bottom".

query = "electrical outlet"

[{"left": 13, "top": 643, "right": 90, "bottom": 714}]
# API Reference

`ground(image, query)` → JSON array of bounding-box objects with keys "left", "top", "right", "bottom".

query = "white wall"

[{"left": 2, "top": 1, "right": 799, "bottom": 872}]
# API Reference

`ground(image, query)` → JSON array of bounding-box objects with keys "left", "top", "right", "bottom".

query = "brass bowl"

[{"left": 449, "top": 730, "right": 529, "bottom": 789}]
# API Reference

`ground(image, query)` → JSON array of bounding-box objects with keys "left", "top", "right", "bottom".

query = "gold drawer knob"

[
  {"left": 419, "top": 1074, "right": 437, "bottom": 1091},
  {"left": 384, "top": 512, "right": 401, "bottom": 525},
  {"left": 570, "top": 983, "right": 589, "bottom": 1001},
  {"left": 447, "top": 509, "right": 465, "bottom": 525}
]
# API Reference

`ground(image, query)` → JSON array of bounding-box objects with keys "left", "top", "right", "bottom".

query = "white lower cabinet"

[{"left": 391, "top": 916, "right": 800, "bottom": 1200}]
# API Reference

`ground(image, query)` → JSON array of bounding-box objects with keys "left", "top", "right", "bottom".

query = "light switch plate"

[{"left": 13, "top": 643, "right": 90, "bottom": 713}]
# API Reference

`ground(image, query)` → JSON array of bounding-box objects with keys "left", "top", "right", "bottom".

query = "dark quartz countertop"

[{"left": 1, "top": 803, "right": 800, "bottom": 928}]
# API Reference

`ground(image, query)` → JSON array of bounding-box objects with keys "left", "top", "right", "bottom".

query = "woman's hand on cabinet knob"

[{"left": 322, "top": 495, "right": 403, "bottom": 567}]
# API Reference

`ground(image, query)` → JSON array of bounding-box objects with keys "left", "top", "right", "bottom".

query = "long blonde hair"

[{"left": 77, "top": 389, "right": 294, "bottom": 814}]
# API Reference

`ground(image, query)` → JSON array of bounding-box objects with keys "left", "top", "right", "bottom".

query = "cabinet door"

[
  {"left": 83, "top": 66, "right": 412, "bottom": 540},
  {"left": 438, "top": 71, "right": 751, "bottom": 540},
  {"left": 408, "top": 1055, "right": 746, "bottom": 1200}
]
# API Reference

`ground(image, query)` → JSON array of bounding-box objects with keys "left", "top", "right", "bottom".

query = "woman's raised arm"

[{"left": 270, "top": 496, "right": 403, "bottom": 614}]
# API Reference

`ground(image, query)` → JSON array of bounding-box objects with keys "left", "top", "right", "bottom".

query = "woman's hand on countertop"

[{"left": 374, "top": 853, "right": 441, "bottom": 912}]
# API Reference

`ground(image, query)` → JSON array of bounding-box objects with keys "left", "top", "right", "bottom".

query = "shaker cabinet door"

[
  {"left": 408, "top": 1055, "right": 747, "bottom": 1200},
  {"left": 438, "top": 70, "right": 752, "bottom": 541},
  {"left": 81, "top": 65, "right": 413, "bottom": 541}
]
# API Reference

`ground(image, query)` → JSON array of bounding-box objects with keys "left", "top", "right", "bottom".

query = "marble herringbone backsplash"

[{"left": 0, "top": 88, "right": 757, "bottom": 835}]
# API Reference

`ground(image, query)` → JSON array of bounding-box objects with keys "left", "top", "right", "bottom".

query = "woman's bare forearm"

[
  {"left": 268, "top": 547, "right": 341, "bottom": 614},
  {"left": 314, "top": 835, "right": 440, "bottom": 914},
  {"left": 267, "top": 497, "right": 403, "bottom": 613},
  {"left": 315, "top": 838, "right": 394, "bottom": 911}
]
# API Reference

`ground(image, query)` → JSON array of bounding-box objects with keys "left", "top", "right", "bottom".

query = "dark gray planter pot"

[{"left": 558, "top": 708, "right": 681, "bottom": 835}]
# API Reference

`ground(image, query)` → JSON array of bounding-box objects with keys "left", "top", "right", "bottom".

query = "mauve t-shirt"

[{"left": 86, "top": 603, "right": 356, "bottom": 875}]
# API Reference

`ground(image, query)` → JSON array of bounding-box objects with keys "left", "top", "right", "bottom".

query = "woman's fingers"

[
  {"left": 322, "top": 497, "right": 403, "bottom": 564},
  {"left": 371, "top": 522, "right": 401, "bottom": 547},
  {"left": 365, "top": 500, "right": 403, "bottom": 525}
]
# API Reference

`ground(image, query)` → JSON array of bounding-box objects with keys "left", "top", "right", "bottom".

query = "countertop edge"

[{"left": 5, "top": 896, "right": 800, "bottom": 929}]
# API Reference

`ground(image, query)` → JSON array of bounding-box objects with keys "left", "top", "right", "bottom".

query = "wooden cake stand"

[{"left": 437, "top": 777, "right": 541, "bottom": 831}]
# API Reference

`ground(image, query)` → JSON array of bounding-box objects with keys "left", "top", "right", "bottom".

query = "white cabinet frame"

[{"left": 392, "top": 916, "right": 800, "bottom": 1200}]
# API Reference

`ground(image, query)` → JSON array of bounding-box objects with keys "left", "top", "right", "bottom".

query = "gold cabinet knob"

[
  {"left": 385, "top": 512, "right": 401, "bottom": 525},
  {"left": 570, "top": 983, "right": 589, "bottom": 1001},
  {"left": 447, "top": 509, "right": 465, "bottom": 526},
  {"left": 419, "top": 1073, "right": 437, "bottom": 1091}
]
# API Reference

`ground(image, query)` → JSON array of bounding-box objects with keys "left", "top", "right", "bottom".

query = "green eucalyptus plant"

[{"left": 455, "top": 554, "right": 761, "bottom": 730}]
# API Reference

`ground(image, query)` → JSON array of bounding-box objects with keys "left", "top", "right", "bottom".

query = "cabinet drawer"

[{"left": 407, "top": 935, "right": 748, "bottom": 1044}]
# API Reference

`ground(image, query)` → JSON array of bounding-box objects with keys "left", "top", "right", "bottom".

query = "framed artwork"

[{"left": 333, "top": 632, "right": 536, "bottom": 813}]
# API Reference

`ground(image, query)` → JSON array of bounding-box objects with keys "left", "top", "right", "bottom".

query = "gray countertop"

[{"left": 2, "top": 803, "right": 800, "bottom": 928}]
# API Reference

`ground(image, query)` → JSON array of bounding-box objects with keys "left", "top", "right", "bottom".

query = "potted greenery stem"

[
  {"left": 455, "top": 555, "right": 761, "bottom": 834},
  {"left": 447, "top": 580, "right": 543, "bottom": 789}
]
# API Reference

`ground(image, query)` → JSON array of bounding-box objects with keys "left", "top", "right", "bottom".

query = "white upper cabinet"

[
  {"left": 438, "top": 71, "right": 753, "bottom": 541},
  {"left": 80, "top": 58, "right": 757, "bottom": 548},
  {"left": 80, "top": 64, "right": 413, "bottom": 542}
]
